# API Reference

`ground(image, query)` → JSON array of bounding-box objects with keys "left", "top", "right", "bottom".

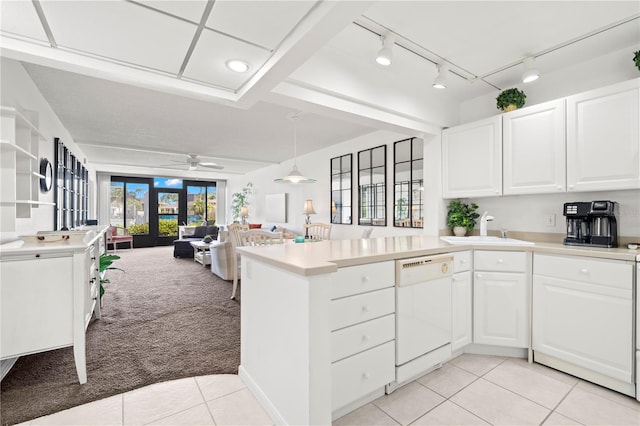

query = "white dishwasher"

[{"left": 391, "top": 253, "right": 453, "bottom": 389}]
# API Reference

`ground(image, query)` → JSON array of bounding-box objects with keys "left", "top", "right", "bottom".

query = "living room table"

[{"left": 190, "top": 241, "right": 211, "bottom": 267}]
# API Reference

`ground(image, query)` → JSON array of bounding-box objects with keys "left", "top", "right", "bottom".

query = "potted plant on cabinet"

[
  {"left": 496, "top": 88, "right": 526, "bottom": 112},
  {"left": 634, "top": 50, "right": 640, "bottom": 71},
  {"left": 230, "top": 182, "right": 253, "bottom": 222},
  {"left": 446, "top": 199, "right": 480, "bottom": 236}
]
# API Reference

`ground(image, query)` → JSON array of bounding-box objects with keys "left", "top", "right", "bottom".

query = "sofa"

[{"left": 173, "top": 225, "right": 218, "bottom": 258}]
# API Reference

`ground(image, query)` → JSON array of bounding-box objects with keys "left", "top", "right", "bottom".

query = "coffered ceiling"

[{"left": 1, "top": 1, "right": 638, "bottom": 176}]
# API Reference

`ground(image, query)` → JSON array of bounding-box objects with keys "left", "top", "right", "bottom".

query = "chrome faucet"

[{"left": 480, "top": 211, "right": 494, "bottom": 237}]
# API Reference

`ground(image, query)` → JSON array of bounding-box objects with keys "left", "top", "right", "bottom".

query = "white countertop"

[{"left": 237, "top": 235, "right": 640, "bottom": 276}]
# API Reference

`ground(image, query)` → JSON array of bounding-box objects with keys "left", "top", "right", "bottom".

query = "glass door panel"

[{"left": 158, "top": 191, "right": 179, "bottom": 237}]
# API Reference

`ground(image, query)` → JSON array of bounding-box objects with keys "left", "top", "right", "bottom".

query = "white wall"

[
  {"left": 466, "top": 190, "right": 639, "bottom": 238},
  {"left": 0, "top": 58, "right": 88, "bottom": 235},
  {"left": 459, "top": 45, "right": 640, "bottom": 124},
  {"left": 227, "top": 129, "right": 447, "bottom": 240}
]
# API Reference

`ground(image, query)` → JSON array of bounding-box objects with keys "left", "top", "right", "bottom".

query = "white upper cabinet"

[
  {"left": 442, "top": 116, "right": 502, "bottom": 198},
  {"left": 503, "top": 99, "right": 566, "bottom": 195},
  {"left": 566, "top": 79, "right": 640, "bottom": 192}
]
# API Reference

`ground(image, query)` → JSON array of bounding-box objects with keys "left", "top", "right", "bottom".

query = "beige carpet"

[{"left": 0, "top": 246, "right": 240, "bottom": 426}]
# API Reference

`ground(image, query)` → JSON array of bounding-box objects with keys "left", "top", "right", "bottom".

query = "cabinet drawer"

[
  {"left": 330, "top": 287, "right": 395, "bottom": 331},
  {"left": 534, "top": 254, "right": 632, "bottom": 288},
  {"left": 331, "top": 314, "right": 395, "bottom": 362},
  {"left": 332, "top": 341, "right": 395, "bottom": 410},
  {"left": 330, "top": 262, "right": 394, "bottom": 300},
  {"left": 454, "top": 251, "right": 472, "bottom": 273},
  {"left": 475, "top": 250, "right": 527, "bottom": 272}
]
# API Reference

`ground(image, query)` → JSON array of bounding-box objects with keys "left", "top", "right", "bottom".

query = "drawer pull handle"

[
  {"left": 361, "top": 305, "right": 369, "bottom": 313},
  {"left": 460, "top": 259, "right": 467, "bottom": 264},
  {"left": 476, "top": 273, "right": 483, "bottom": 279},
  {"left": 362, "top": 335, "right": 369, "bottom": 343},
  {"left": 361, "top": 276, "right": 369, "bottom": 283},
  {"left": 497, "top": 259, "right": 504, "bottom": 264},
  {"left": 362, "top": 372, "right": 370, "bottom": 380},
  {"left": 580, "top": 268, "right": 589, "bottom": 274}
]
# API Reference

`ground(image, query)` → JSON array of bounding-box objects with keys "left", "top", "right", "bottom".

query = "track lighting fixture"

[
  {"left": 432, "top": 63, "right": 449, "bottom": 89},
  {"left": 375, "top": 34, "right": 395, "bottom": 66},
  {"left": 522, "top": 56, "right": 539, "bottom": 83}
]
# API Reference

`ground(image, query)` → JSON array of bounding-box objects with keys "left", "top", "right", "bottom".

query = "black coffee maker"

[{"left": 563, "top": 200, "right": 618, "bottom": 248}]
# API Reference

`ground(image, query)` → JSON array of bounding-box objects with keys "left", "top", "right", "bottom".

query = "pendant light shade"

[
  {"left": 522, "top": 57, "right": 540, "bottom": 83},
  {"left": 275, "top": 114, "right": 316, "bottom": 184}
]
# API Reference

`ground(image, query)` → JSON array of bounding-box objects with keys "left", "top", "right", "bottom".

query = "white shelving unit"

[{"left": 0, "top": 106, "right": 53, "bottom": 231}]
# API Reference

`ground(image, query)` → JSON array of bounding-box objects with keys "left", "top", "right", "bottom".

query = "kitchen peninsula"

[{"left": 237, "top": 236, "right": 639, "bottom": 425}]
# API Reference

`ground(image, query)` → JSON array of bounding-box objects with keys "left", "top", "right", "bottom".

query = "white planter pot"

[{"left": 453, "top": 226, "right": 467, "bottom": 236}]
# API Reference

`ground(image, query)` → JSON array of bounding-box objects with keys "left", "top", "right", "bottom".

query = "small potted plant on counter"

[
  {"left": 496, "top": 88, "right": 526, "bottom": 112},
  {"left": 446, "top": 199, "right": 480, "bottom": 236},
  {"left": 634, "top": 50, "right": 640, "bottom": 71}
]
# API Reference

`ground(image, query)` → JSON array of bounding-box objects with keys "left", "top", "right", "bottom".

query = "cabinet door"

[
  {"left": 503, "top": 99, "right": 566, "bottom": 194},
  {"left": 532, "top": 274, "right": 633, "bottom": 383},
  {"left": 451, "top": 271, "right": 472, "bottom": 351},
  {"left": 474, "top": 271, "right": 528, "bottom": 348},
  {"left": 442, "top": 116, "right": 502, "bottom": 198},
  {"left": 566, "top": 79, "right": 640, "bottom": 192}
]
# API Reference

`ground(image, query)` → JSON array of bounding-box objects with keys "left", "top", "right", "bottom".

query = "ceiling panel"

[
  {"left": 0, "top": 1, "right": 48, "bottom": 44},
  {"left": 182, "top": 27, "right": 272, "bottom": 90},
  {"left": 206, "top": 0, "right": 318, "bottom": 50},
  {"left": 136, "top": 0, "right": 207, "bottom": 23},
  {"left": 40, "top": 1, "right": 197, "bottom": 74}
]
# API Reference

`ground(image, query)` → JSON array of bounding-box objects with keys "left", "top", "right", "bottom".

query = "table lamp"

[{"left": 304, "top": 200, "right": 316, "bottom": 238}]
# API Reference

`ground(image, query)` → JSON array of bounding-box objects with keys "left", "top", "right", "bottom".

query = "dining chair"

[
  {"left": 239, "top": 229, "right": 284, "bottom": 246},
  {"left": 227, "top": 223, "right": 248, "bottom": 300},
  {"left": 303, "top": 222, "right": 332, "bottom": 240}
]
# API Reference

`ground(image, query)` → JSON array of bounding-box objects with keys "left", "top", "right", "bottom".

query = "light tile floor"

[{"left": 18, "top": 354, "right": 640, "bottom": 425}]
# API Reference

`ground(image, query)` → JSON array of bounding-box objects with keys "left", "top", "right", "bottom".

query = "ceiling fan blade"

[{"left": 199, "top": 163, "right": 224, "bottom": 170}]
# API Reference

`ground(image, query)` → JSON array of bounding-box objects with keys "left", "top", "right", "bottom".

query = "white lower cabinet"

[
  {"left": 533, "top": 253, "right": 634, "bottom": 395},
  {"left": 330, "top": 262, "right": 395, "bottom": 413},
  {"left": 473, "top": 251, "right": 529, "bottom": 348},
  {"left": 451, "top": 251, "right": 472, "bottom": 351}
]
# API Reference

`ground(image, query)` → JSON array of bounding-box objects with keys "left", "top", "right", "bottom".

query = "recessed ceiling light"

[{"left": 226, "top": 59, "right": 250, "bottom": 73}]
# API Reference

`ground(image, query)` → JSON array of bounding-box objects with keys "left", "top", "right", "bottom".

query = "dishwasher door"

[{"left": 396, "top": 255, "right": 453, "bottom": 366}]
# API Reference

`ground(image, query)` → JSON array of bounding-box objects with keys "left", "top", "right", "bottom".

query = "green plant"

[
  {"left": 496, "top": 88, "right": 526, "bottom": 111},
  {"left": 202, "top": 235, "right": 214, "bottom": 243},
  {"left": 231, "top": 182, "right": 253, "bottom": 222},
  {"left": 634, "top": 50, "right": 640, "bottom": 71},
  {"left": 446, "top": 200, "right": 480, "bottom": 233},
  {"left": 99, "top": 254, "right": 124, "bottom": 298}
]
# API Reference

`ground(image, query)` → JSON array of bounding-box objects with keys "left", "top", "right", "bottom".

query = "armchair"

[{"left": 106, "top": 226, "right": 133, "bottom": 253}]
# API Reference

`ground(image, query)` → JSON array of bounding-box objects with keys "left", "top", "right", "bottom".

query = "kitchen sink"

[{"left": 440, "top": 236, "right": 535, "bottom": 246}]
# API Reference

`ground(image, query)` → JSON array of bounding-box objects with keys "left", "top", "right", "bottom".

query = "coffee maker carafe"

[
  {"left": 589, "top": 200, "right": 618, "bottom": 248},
  {"left": 563, "top": 202, "right": 591, "bottom": 245}
]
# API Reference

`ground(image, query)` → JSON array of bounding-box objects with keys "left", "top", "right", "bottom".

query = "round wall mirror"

[{"left": 39, "top": 158, "right": 53, "bottom": 192}]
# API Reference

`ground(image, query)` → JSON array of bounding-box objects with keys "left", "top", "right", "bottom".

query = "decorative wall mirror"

[
  {"left": 358, "top": 145, "right": 386, "bottom": 226},
  {"left": 394, "top": 138, "right": 424, "bottom": 228},
  {"left": 54, "top": 138, "right": 88, "bottom": 230},
  {"left": 330, "top": 154, "right": 352, "bottom": 224}
]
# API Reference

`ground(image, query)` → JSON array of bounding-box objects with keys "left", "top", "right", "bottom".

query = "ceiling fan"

[{"left": 162, "top": 154, "right": 224, "bottom": 171}]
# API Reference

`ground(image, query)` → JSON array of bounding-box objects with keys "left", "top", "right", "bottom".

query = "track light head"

[
  {"left": 522, "top": 56, "right": 539, "bottom": 83},
  {"left": 376, "top": 34, "right": 395, "bottom": 66},
  {"left": 432, "top": 63, "right": 449, "bottom": 89}
]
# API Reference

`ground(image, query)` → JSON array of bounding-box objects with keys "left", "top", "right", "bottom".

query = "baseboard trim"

[
  {"left": 1, "top": 357, "right": 18, "bottom": 381},
  {"left": 238, "top": 365, "right": 286, "bottom": 425}
]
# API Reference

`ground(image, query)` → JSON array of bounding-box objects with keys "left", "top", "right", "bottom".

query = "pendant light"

[{"left": 274, "top": 114, "right": 317, "bottom": 184}]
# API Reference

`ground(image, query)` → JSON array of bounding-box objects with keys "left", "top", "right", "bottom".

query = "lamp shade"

[
  {"left": 240, "top": 206, "right": 249, "bottom": 217},
  {"left": 304, "top": 200, "right": 316, "bottom": 215},
  {"left": 331, "top": 200, "right": 337, "bottom": 215},
  {"left": 275, "top": 165, "right": 317, "bottom": 184}
]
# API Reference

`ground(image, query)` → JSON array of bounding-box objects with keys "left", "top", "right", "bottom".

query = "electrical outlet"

[{"left": 544, "top": 213, "right": 556, "bottom": 227}]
